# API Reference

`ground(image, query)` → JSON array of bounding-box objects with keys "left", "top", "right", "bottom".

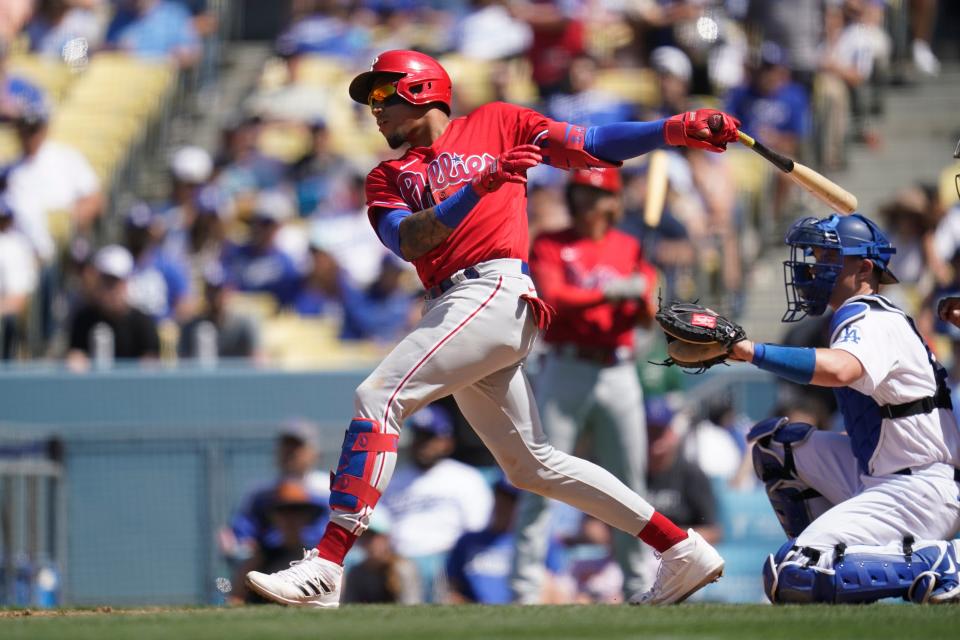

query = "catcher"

[{"left": 657, "top": 212, "right": 960, "bottom": 604}]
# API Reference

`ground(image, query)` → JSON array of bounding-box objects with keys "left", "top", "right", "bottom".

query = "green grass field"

[{"left": 4, "top": 604, "right": 960, "bottom": 640}]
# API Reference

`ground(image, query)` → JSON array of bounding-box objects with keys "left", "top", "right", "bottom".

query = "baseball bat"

[
  {"left": 643, "top": 149, "right": 669, "bottom": 227},
  {"left": 736, "top": 130, "right": 858, "bottom": 214}
]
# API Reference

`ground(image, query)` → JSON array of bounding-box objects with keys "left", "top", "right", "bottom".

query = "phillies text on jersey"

[{"left": 365, "top": 102, "right": 553, "bottom": 288}]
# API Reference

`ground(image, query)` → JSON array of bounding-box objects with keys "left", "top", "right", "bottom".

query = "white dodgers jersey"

[{"left": 829, "top": 294, "right": 960, "bottom": 476}]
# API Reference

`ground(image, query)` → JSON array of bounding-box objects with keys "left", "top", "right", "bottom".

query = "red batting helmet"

[
  {"left": 349, "top": 50, "right": 452, "bottom": 112},
  {"left": 568, "top": 168, "right": 622, "bottom": 194}
]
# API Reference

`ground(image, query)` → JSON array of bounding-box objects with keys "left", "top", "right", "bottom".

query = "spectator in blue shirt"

[
  {"left": 214, "top": 115, "right": 286, "bottom": 199},
  {"left": 226, "top": 421, "right": 330, "bottom": 603},
  {"left": 725, "top": 42, "right": 809, "bottom": 151},
  {"left": 290, "top": 119, "right": 355, "bottom": 217},
  {"left": 274, "top": 3, "right": 371, "bottom": 61},
  {"left": 546, "top": 54, "right": 635, "bottom": 128},
  {"left": 164, "top": 183, "right": 230, "bottom": 285},
  {"left": 222, "top": 191, "right": 301, "bottom": 307},
  {"left": 105, "top": 0, "right": 201, "bottom": 68},
  {"left": 446, "top": 476, "right": 567, "bottom": 604},
  {"left": 339, "top": 254, "right": 417, "bottom": 343},
  {"left": 725, "top": 41, "right": 809, "bottom": 220},
  {"left": 293, "top": 240, "right": 342, "bottom": 318},
  {"left": 123, "top": 202, "right": 193, "bottom": 321}
]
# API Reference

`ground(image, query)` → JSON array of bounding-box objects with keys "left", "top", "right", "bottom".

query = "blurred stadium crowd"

[
  {"left": 221, "top": 399, "right": 742, "bottom": 605},
  {"left": 0, "top": 0, "right": 959, "bottom": 607},
  {"left": 0, "top": 0, "right": 956, "bottom": 369}
]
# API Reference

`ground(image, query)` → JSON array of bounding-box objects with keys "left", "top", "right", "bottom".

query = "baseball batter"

[
  {"left": 728, "top": 213, "right": 960, "bottom": 604},
  {"left": 511, "top": 167, "right": 656, "bottom": 601},
  {"left": 246, "top": 50, "right": 740, "bottom": 608}
]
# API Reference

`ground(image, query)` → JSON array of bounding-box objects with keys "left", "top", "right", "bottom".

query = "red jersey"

[
  {"left": 530, "top": 228, "right": 656, "bottom": 349},
  {"left": 365, "top": 102, "right": 553, "bottom": 288}
]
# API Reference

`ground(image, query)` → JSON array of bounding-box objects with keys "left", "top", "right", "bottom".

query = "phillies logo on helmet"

[{"left": 397, "top": 151, "right": 496, "bottom": 208}]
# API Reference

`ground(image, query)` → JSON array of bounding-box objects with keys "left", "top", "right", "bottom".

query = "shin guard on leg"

[
  {"left": 906, "top": 540, "right": 960, "bottom": 604},
  {"left": 763, "top": 538, "right": 958, "bottom": 604},
  {"left": 329, "top": 418, "right": 398, "bottom": 515}
]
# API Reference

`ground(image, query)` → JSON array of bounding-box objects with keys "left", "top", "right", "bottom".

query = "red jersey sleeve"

[
  {"left": 364, "top": 164, "right": 411, "bottom": 233},
  {"left": 485, "top": 101, "right": 554, "bottom": 147},
  {"left": 530, "top": 233, "right": 606, "bottom": 310}
]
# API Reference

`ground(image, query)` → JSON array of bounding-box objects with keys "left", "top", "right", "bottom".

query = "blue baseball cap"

[
  {"left": 195, "top": 184, "right": 229, "bottom": 217},
  {"left": 645, "top": 395, "right": 676, "bottom": 432},
  {"left": 7, "top": 77, "right": 49, "bottom": 125},
  {"left": 759, "top": 41, "right": 789, "bottom": 68},
  {"left": 124, "top": 201, "right": 155, "bottom": 229},
  {"left": 406, "top": 405, "right": 454, "bottom": 438}
]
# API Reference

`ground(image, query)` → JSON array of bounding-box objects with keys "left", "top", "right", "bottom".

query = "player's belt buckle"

[{"left": 426, "top": 266, "right": 482, "bottom": 299}]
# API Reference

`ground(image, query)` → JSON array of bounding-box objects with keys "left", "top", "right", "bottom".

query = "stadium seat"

[
  {"left": 594, "top": 67, "right": 658, "bottom": 109},
  {"left": 261, "top": 314, "right": 384, "bottom": 368},
  {"left": 290, "top": 55, "right": 346, "bottom": 86},
  {"left": 0, "top": 125, "right": 20, "bottom": 165},
  {"left": 939, "top": 160, "right": 960, "bottom": 209},
  {"left": 438, "top": 55, "right": 494, "bottom": 110},
  {"left": 226, "top": 292, "right": 278, "bottom": 321}
]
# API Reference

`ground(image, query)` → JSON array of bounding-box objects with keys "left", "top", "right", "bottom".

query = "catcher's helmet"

[
  {"left": 782, "top": 213, "right": 898, "bottom": 322},
  {"left": 349, "top": 50, "right": 452, "bottom": 113},
  {"left": 568, "top": 167, "right": 622, "bottom": 194}
]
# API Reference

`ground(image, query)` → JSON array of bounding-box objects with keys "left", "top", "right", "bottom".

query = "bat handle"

[{"left": 736, "top": 130, "right": 755, "bottom": 147}]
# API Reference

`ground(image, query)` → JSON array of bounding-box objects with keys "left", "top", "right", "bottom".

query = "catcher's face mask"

[
  {"left": 782, "top": 213, "right": 897, "bottom": 322},
  {"left": 782, "top": 216, "right": 846, "bottom": 322}
]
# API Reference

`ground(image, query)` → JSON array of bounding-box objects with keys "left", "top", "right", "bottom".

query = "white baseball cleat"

[
  {"left": 629, "top": 529, "right": 724, "bottom": 605},
  {"left": 245, "top": 548, "right": 342, "bottom": 608}
]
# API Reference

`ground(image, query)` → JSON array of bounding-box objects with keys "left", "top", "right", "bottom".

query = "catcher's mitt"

[{"left": 654, "top": 301, "right": 746, "bottom": 372}]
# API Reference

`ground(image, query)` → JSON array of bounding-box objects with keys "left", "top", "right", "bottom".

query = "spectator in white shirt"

[
  {"left": 0, "top": 196, "right": 38, "bottom": 359},
  {"left": 5, "top": 93, "right": 103, "bottom": 263}
]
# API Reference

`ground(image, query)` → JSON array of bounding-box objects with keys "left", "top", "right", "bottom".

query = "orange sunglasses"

[{"left": 368, "top": 82, "right": 401, "bottom": 108}]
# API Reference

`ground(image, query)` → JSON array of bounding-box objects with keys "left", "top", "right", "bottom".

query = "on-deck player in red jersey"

[
  {"left": 531, "top": 168, "right": 657, "bottom": 353},
  {"left": 246, "top": 49, "right": 739, "bottom": 608}
]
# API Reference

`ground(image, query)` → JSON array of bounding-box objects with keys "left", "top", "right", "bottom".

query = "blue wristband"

[
  {"left": 751, "top": 343, "right": 816, "bottom": 385},
  {"left": 584, "top": 120, "right": 667, "bottom": 162},
  {"left": 377, "top": 208, "right": 411, "bottom": 258},
  {"left": 434, "top": 184, "right": 481, "bottom": 229}
]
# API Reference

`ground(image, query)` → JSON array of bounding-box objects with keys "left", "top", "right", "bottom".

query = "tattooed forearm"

[{"left": 399, "top": 208, "right": 455, "bottom": 260}]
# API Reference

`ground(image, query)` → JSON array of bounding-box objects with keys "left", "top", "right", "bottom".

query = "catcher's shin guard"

[
  {"left": 329, "top": 418, "right": 399, "bottom": 514},
  {"left": 748, "top": 417, "right": 830, "bottom": 537},
  {"left": 764, "top": 539, "right": 960, "bottom": 604}
]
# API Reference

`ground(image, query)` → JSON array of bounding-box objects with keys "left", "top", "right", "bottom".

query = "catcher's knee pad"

[
  {"left": 764, "top": 538, "right": 951, "bottom": 604},
  {"left": 748, "top": 417, "right": 825, "bottom": 538},
  {"left": 329, "top": 418, "right": 398, "bottom": 513}
]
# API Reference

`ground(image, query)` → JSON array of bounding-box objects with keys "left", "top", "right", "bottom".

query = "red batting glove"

[
  {"left": 663, "top": 109, "right": 741, "bottom": 152},
  {"left": 471, "top": 144, "right": 543, "bottom": 195}
]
